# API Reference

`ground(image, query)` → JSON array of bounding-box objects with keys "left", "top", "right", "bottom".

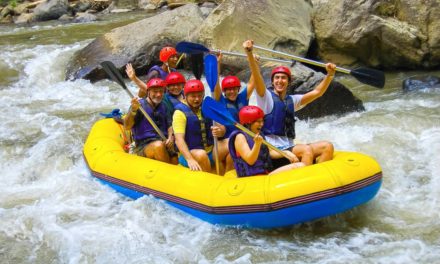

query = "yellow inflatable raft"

[{"left": 83, "top": 118, "right": 382, "bottom": 228}]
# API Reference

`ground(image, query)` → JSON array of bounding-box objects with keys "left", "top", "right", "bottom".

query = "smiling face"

[
  {"left": 186, "top": 91, "right": 204, "bottom": 109},
  {"left": 167, "top": 54, "right": 179, "bottom": 69},
  {"left": 272, "top": 73, "right": 289, "bottom": 95},
  {"left": 249, "top": 118, "right": 264, "bottom": 134},
  {"left": 167, "top": 83, "right": 183, "bottom": 96},
  {"left": 147, "top": 87, "right": 165, "bottom": 105},
  {"left": 224, "top": 87, "right": 240, "bottom": 101}
]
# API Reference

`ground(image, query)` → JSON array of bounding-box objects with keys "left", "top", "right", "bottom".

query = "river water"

[{"left": 0, "top": 12, "right": 439, "bottom": 264}]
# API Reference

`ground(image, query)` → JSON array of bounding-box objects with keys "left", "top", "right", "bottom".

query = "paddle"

[
  {"left": 177, "top": 41, "right": 385, "bottom": 88},
  {"left": 202, "top": 97, "right": 292, "bottom": 160},
  {"left": 253, "top": 45, "right": 385, "bottom": 88},
  {"left": 190, "top": 53, "right": 204, "bottom": 80},
  {"left": 176, "top": 41, "right": 296, "bottom": 66},
  {"left": 100, "top": 61, "right": 167, "bottom": 141},
  {"left": 204, "top": 54, "right": 221, "bottom": 174}
]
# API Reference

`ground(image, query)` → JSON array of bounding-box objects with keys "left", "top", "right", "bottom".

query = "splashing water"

[{"left": 1, "top": 16, "right": 440, "bottom": 264}]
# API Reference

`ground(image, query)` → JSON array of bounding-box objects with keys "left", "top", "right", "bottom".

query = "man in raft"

[
  {"left": 125, "top": 46, "right": 179, "bottom": 98},
  {"left": 173, "top": 79, "right": 229, "bottom": 172},
  {"left": 124, "top": 78, "right": 176, "bottom": 164},
  {"left": 229, "top": 106, "right": 305, "bottom": 177},
  {"left": 244, "top": 39, "right": 336, "bottom": 165}
]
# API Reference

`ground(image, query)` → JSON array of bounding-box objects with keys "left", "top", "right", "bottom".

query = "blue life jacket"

[
  {"left": 147, "top": 65, "right": 175, "bottom": 80},
  {"left": 262, "top": 89, "right": 296, "bottom": 139},
  {"left": 228, "top": 130, "right": 272, "bottom": 177},
  {"left": 132, "top": 99, "right": 169, "bottom": 142},
  {"left": 220, "top": 88, "right": 248, "bottom": 137},
  {"left": 165, "top": 93, "right": 182, "bottom": 108},
  {"left": 175, "top": 103, "right": 213, "bottom": 150}
]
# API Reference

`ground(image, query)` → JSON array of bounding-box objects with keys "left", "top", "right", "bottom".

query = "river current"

[{"left": 0, "top": 12, "right": 439, "bottom": 264}]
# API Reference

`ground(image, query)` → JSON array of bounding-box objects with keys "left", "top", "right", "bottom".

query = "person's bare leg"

[
  {"left": 309, "top": 141, "right": 334, "bottom": 163},
  {"left": 292, "top": 144, "right": 314, "bottom": 165},
  {"left": 190, "top": 149, "right": 211, "bottom": 172},
  {"left": 269, "top": 162, "right": 305, "bottom": 175},
  {"left": 144, "top": 140, "right": 170, "bottom": 163}
]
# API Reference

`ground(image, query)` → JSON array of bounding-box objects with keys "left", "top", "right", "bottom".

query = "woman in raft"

[{"left": 228, "top": 105, "right": 305, "bottom": 177}]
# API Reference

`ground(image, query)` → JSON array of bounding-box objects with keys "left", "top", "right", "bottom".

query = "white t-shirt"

[{"left": 249, "top": 89, "right": 304, "bottom": 149}]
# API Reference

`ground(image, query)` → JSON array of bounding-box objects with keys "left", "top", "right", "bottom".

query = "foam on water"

[{"left": 1, "top": 39, "right": 440, "bottom": 263}]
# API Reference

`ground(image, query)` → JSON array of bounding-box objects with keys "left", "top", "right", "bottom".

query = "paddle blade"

[
  {"left": 202, "top": 97, "right": 237, "bottom": 126},
  {"left": 204, "top": 54, "right": 218, "bottom": 92},
  {"left": 351, "top": 67, "right": 385, "bottom": 88},
  {"left": 190, "top": 53, "right": 204, "bottom": 80},
  {"left": 101, "top": 61, "right": 127, "bottom": 89},
  {"left": 176, "top": 41, "right": 210, "bottom": 54}
]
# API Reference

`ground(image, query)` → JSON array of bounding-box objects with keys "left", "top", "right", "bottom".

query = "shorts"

[
  {"left": 178, "top": 150, "right": 214, "bottom": 168},
  {"left": 133, "top": 138, "right": 177, "bottom": 157}
]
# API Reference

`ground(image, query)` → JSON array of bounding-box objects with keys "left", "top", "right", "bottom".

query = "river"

[{"left": 0, "top": 11, "right": 439, "bottom": 264}]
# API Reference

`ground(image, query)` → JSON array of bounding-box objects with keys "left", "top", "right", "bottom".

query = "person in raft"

[
  {"left": 244, "top": 39, "right": 336, "bottom": 166},
  {"left": 124, "top": 78, "right": 176, "bottom": 164},
  {"left": 125, "top": 46, "right": 179, "bottom": 98},
  {"left": 212, "top": 51, "right": 255, "bottom": 138},
  {"left": 162, "top": 71, "right": 186, "bottom": 115},
  {"left": 173, "top": 79, "right": 229, "bottom": 172},
  {"left": 229, "top": 106, "right": 305, "bottom": 177}
]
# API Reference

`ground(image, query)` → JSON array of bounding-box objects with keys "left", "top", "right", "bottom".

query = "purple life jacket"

[
  {"left": 132, "top": 99, "right": 169, "bottom": 142},
  {"left": 174, "top": 103, "right": 213, "bottom": 150},
  {"left": 148, "top": 65, "right": 174, "bottom": 80},
  {"left": 228, "top": 130, "right": 272, "bottom": 177},
  {"left": 262, "top": 89, "right": 296, "bottom": 139}
]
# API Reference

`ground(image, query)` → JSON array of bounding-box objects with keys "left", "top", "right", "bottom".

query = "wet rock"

[
  {"left": 195, "top": 0, "right": 313, "bottom": 72},
  {"left": 402, "top": 75, "right": 440, "bottom": 91},
  {"left": 14, "top": 13, "right": 34, "bottom": 23},
  {"left": 312, "top": 0, "right": 440, "bottom": 69},
  {"left": 73, "top": 12, "right": 97, "bottom": 23},
  {"left": 65, "top": 4, "right": 204, "bottom": 81},
  {"left": 33, "top": 0, "right": 69, "bottom": 21}
]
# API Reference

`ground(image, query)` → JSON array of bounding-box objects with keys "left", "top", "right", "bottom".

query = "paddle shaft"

[
  {"left": 234, "top": 123, "right": 292, "bottom": 161},
  {"left": 212, "top": 121, "right": 220, "bottom": 175},
  {"left": 210, "top": 49, "right": 296, "bottom": 65},
  {"left": 253, "top": 45, "right": 351, "bottom": 74}
]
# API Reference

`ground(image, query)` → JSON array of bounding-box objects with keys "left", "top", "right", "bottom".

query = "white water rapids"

[{"left": 0, "top": 19, "right": 439, "bottom": 263}]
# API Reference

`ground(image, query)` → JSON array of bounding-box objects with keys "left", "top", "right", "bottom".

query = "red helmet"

[
  {"left": 159, "top": 47, "right": 177, "bottom": 63},
  {"left": 165, "top": 72, "right": 186, "bottom": 85},
  {"left": 239, "top": 106, "right": 265, "bottom": 125},
  {"left": 271, "top": 66, "right": 292, "bottom": 81},
  {"left": 184, "top": 79, "right": 205, "bottom": 95},
  {"left": 146, "top": 78, "right": 166, "bottom": 89},
  {"left": 221, "top": 76, "right": 241, "bottom": 91}
]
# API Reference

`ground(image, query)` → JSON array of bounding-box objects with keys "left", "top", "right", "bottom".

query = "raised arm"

[
  {"left": 125, "top": 64, "right": 148, "bottom": 97},
  {"left": 243, "top": 40, "right": 266, "bottom": 97},
  {"left": 300, "top": 63, "right": 336, "bottom": 106}
]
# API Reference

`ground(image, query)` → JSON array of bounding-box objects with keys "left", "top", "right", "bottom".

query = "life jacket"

[
  {"left": 220, "top": 90, "right": 248, "bottom": 137},
  {"left": 147, "top": 65, "right": 174, "bottom": 80},
  {"left": 175, "top": 103, "right": 213, "bottom": 150},
  {"left": 228, "top": 130, "right": 272, "bottom": 177},
  {"left": 262, "top": 89, "right": 296, "bottom": 139},
  {"left": 165, "top": 93, "right": 182, "bottom": 108},
  {"left": 132, "top": 99, "right": 169, "bottom": 143}
]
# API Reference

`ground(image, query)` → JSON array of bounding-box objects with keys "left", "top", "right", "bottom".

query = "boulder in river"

[
  {"left": 65, "top": 3, "right": 204, "bottom": 82},
  {"left": 402, "top": 75, "right": 440, "bottom": 92}
]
